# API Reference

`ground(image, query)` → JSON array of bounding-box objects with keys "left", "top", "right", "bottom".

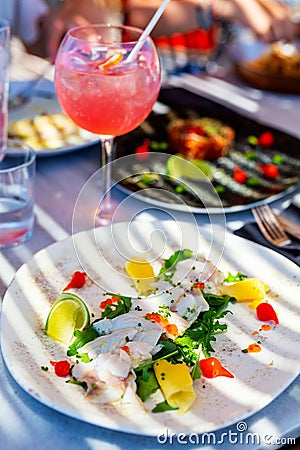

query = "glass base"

[
  {"left": 95, "top": 206, "right": 114, "bottom": 227},
  {"left": 0, "top": 223, "right": 34, "bottom": 248}
]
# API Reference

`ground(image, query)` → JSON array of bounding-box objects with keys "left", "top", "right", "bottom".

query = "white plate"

[
  {"left": 8, "top": 83, "right": 97, "bottom": 157},
  {"left": 1, "top": 221, "right": 300, "bottom": 436}
]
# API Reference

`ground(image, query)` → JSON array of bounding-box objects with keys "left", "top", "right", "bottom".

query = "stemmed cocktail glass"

[{"left": 54, "top": 25, "right": 161, "bottom": 224}]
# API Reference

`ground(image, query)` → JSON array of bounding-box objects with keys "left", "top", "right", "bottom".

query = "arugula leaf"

[
  {"left": 202, "top": 293, "right": 236, "bottom": 309},
  {"left": 153, "top": 339, "right": 178, "bottom": 360},
  {"left": 67, "top": 326, "right": 99, "bottom": 356},
  {"left": 134, "top": 350, "right": 179, "bottom": 372},
  {"left": 136, "top": 368, "right": 159, "bottom": 402},
  {"left": 66, "top": 377, "right": 88, "bottom": 392},
  {"left": 191, "top": 344, "right": 202, "bottom": 380},
  {"left": 76, "top": 353, "right": 92, "bottom": 363},
  {"left": 152, "top": 401, "right": 178, "bottom": 413},
  {"left": 159, "top": 249, "right": 193, "bottom": 282},
  {"left": 135, "top": 345, "right": 179, "bottom": 403},
  {"left": 199, "top": 309, "right": 231, "bottom": 357},
  {"left": 223, "top": 272, "right": 247, "bottom": 283},
  {"left": 175, "top": 300, "right": 233, "bottom": 361}
]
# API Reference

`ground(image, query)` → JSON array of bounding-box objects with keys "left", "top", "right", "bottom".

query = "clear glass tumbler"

[
  {"left": 0, "top": 139, "right": 36, "bottom": 248},
  {"left": 0, "top": 19, "right": 10, "bottom": 161}
]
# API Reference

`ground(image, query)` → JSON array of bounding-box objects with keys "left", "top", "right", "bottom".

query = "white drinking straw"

[{"left": 126, "top": 0, "right": 171, "bottom": 62}]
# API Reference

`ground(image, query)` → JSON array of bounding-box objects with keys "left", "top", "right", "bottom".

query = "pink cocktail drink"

[
  {"left": 55, "top": 47, "right": 160, "bottom": 137},
  {"left": 55, "top": 25, "right": 161, "bottom": 224}
]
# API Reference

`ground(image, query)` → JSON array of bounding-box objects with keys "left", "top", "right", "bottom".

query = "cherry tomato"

[
  {"left": 258, "top": 132, "right": 274, "bottom": 148},
  {"left": 200, "top": 357, "right": 234, "bottom": 378},
  {"left": 256, "top": 302, "right": 279, "bottom": 324},
  {"left": 50, "top": 360, "right": 71, "bottom": 377},
  {"left": 233, "top": 166, "right": 247, "bottom": 184},
  {"left": 259, "top": 164, "right": 279, "bottom": 179},
  {"left": 63, "top": 271, "right": 87, "bottom": 291},
  {"left": 135, "top": 139, "right": 150, "bottom": 161}
]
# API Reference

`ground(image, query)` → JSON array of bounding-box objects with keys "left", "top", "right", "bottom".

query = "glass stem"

[{"left": 99, "top": 137, "right": 114, "bottom": 221}]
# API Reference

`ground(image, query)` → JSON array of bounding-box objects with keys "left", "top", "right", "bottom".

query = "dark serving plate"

[{"left": 114, "top": 87, "right": 300, "bottom": 213}]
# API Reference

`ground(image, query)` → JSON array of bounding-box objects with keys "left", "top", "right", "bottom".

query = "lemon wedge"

[
  {"left": 125, "top": 259, "right": 156, "bottom": 296},
  {"left": 99, "top": 51, "right": 123, "bottom": 70},
  {"left": 45, "top": 292, "right": 90, "bottom": 344},
  {"left": 220, "top": 278, "right": 269, "bottom": 302}
]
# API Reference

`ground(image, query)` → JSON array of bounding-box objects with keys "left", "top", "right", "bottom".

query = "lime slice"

[
  {"left": 45, "top": 292, "right": 90, "bottom": 344},
  {"left": 166, "top": 154, "right": 214, "bottom": 181}
]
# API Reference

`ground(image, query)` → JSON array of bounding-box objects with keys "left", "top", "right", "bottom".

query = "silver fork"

[{"left": 251, "top": 204, "right": 300, "bottom": 251}]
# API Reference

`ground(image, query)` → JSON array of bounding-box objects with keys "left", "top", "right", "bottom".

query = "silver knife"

[{"left": 275, "top": 213, "right": 300, "bottom": 240}]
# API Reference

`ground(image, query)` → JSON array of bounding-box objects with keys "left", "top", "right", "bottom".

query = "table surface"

[{"left": 1, "top": 46, "right": 300, "bottom": 450}]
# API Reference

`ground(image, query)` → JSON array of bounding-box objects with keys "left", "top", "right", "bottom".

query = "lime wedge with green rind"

[
  {"left": 45, "top": 292, "right": 90, "bottom": 344},
  {"left": 166, "top": 154, "right": 214, "bottom": 181}
]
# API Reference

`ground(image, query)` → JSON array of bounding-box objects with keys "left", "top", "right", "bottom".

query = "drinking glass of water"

[{"left": 0, "top": 139, "right": 36, "bottom": 248}]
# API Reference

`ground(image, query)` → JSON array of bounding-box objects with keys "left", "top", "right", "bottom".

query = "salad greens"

[
  {"left": 100, "top": 293, "right": 132, "bottom": 319},
  {"left": 158, "top": 249, "right": 193, "bottom": 282},
  {"left": 67, "top": 327, "right": 98, "bottom": 357},
  {"left": 223, "top": 272, "right": 247, "bottom": 283},
  {"left": 64, "top": 249, "right": 238, "bottom": 412}
]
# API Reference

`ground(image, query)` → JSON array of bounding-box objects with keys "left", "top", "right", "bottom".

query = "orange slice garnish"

[{"left": 99, "top": 51, "right": 123, "bottom": 70}]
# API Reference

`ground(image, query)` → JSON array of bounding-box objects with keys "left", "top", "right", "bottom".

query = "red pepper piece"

[
  {"left": 261, "top": 324, "right": 272, "bottom": 331},
  {"left": 200, "top": 357, "right": 234, "bottom": 378},
  {"left": 165, "top": 323, "right": 179, "bottom": 336},
  {"left": 135, "top": 139, "right": 150, "bottom": 161},
  {"left": 233, "top": 166, "right": 247, "bottom": 184},
  {"left": 50, "top": 360, "right": 71, "bottom": 377},
  {"left": 256, "top": 302, "right": 279, "bottom": 324},
  {"left": 145, "top": 312, "right": 162, "bottom": 323},
  {"left": 100, "top": 296, "right": 119, "bottom": 309},
  {"left": 121, "top": 345, "right": 130, "bottom": 354},
  {"left": 193, "top": 281, "right": 205, "bottom": 290},
  {"left": 258, "top": 164, "right": 279, "bottom": 179},
  {"left": 63, "top": 271, "right": 87, "bottom": 291},
  {"left": 247, "top": 343, "right": 261, "bottom": 353},
  {"left": 258, "top": 132, "right": 275, "bottom": 148}
]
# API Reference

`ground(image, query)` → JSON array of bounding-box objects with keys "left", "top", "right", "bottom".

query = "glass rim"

[
  {"left": 67, "top": 23, "right": 151, "bottom": 45},
  {"left": 0, "top": 139, "right": 36, "bottom": 173}
]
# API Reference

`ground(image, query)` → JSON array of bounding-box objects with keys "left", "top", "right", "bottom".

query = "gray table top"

[
  {"left": 1, "top": 45, "right": 300, "bottom": 448},
  {"left": 0, "top": 143, "right": 299, "bottom": 450}
]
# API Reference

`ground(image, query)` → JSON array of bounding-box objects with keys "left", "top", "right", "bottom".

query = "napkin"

[{"left": 234, "top": 205, "right": 300, "bottom": 266}]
